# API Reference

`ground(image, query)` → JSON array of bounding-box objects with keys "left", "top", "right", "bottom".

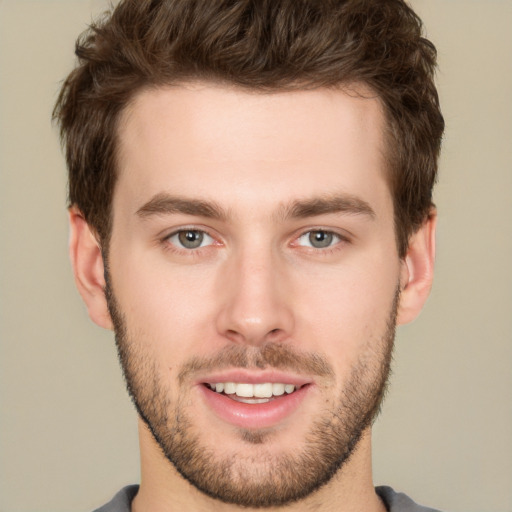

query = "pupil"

[
  {"left": 310, "top": 231, "right": 332, "bottom": 248},
  {"left": 179, "top": 230, "right": 203, "bottom": 248}
]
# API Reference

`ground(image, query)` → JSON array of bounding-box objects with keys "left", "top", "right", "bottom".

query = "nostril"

[{"left": 266, "top": 328, "right": 286, "bottom": 341}]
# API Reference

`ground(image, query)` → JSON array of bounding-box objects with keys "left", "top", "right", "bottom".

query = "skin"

[{"left": 69, "top": 83, "right": 436, "bottom": 512}]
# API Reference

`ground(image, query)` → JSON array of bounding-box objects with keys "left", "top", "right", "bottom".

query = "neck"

[{"left": 132, "top": 419, "right": 386, "bottom": 512}]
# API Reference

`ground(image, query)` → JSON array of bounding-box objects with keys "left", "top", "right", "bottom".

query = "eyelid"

[
  {"left": 158, "top": 225, "right": 351, "bottom": 253},
  {"left": 291, "top": 227, "right": 351, "bottom": 250},
  {"left": 170, "top": 230, "right": 213, "bottom": 248},
  {"left": 161, "top": 224, "right": 214, "bottom": 239},
  {"left": 161, "top": 226, "right": 221, "bottom": 250}
]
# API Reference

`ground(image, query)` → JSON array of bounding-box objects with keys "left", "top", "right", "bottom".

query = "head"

[
  {"left": 54, "top": 0, "right": 443, "bottom": 257},
  {"left": 56, "top": 0, "right": 443, "bottom": 508}
]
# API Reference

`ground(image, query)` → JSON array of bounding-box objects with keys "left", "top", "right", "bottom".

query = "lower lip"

[{"left": 198, "top": 384, "right": 310, "bottom": 430}]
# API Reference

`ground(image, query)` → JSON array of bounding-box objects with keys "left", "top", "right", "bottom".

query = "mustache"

[{"left": 178, "top": 343, "right": 334, "bottom": 384}]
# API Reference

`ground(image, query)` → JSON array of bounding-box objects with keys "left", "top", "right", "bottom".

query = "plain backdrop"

[{"left": 0, "top": 1, "right": 511, "bottom": 511}]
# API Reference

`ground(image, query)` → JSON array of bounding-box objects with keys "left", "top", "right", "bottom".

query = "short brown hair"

[{"left": 54, "top": 0, "right": 444, "bottom": 256}]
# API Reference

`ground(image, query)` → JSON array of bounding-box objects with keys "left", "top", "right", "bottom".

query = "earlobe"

[
  {"left": 397, "top": 210, "right": 437, "bottom": 325},
  {"left": 68, "top": 207, "right": 113, "bottom": 330}
]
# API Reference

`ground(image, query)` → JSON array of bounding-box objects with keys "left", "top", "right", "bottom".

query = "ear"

[
  {"left": 397, "top": 210, "right": 437, "bottom": 325},
  {"left": 68, "top": 207, "right": 113, "bottom": 330}
]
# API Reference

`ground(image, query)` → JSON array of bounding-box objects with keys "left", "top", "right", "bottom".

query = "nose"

[{"left": 215, "top": 247, "right": 294, "bottom": 346}]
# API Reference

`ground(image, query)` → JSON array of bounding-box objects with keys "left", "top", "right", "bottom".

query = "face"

[{"left": 106, "top": 84, "right": 404, "bottom": 507}]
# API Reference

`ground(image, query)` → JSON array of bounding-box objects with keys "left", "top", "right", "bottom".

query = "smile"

[
  {"left": 199, "top": 378, "right": 310, "bottom": 429},
  {"left": 205, "top": 382, "right": 300, "bottom": 404}
]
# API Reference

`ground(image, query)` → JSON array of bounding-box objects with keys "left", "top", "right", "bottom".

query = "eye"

[
  {"left": 167, "top": 229, "right": 214, "bottom": 249},
  {"left": 297, "top": 230, "right": 341, "bottom": 249}
]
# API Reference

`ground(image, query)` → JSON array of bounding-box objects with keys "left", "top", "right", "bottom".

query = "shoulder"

[
  {"left": 376, "top": 486, "right": 444, "bottom": 512},
  {"left": 92, "top": 485, "right": 139, "bottom": 512}
]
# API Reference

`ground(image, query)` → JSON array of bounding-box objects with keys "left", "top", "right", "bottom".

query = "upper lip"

[{"left": 194, "top": 369, "right": 313, "bottom": 387}]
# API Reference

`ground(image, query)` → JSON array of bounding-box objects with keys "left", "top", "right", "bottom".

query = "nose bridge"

[{"left": 216, "top": 242, "right": 293, "bottom": 345}]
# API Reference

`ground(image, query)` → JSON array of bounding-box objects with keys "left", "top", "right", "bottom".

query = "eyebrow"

[
  {"left": 136, "top": 192, "right": 375, "bottom": 222},
  {"left": 136, "top": 193, "right": 229, "bottom": 221},
  {"left": 282, "top": 194, "right": 375, "bottom": 220}
]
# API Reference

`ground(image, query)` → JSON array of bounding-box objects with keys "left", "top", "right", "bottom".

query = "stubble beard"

[{"left": 105, "top": 276, "right": 398, "bottom": 508}]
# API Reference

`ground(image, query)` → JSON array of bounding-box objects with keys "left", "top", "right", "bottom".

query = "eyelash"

[
  {"left": 292, "top": 228, "right": 350, "bottom": 255},
  {"left": 162, "top": 227, "right": 219, "bottom": 256},
  {"left": 161, "top": 227, "right": 350, "bottom": 255}
]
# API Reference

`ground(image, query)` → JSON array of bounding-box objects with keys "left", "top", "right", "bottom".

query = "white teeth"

[
  {"left": 235, "top": 383, "right": 254, "bottom": 398},
  {"left": 224, "top": 382, "right": 236, "bottom": 395},
  {"left": 235, "top": 397, "right": 271, "bottom": 404},
  {"left": 272, "top": 383, "right": 285, "bottom": 396},
  {"left": 254, "top": 383, "right": 273, "bottom": 398},
  {"left": 207, "top": 382, "right": 298, "bottom": 398},
  {"left": 284, "top": 384, "right": 295, "bottom": 394}
]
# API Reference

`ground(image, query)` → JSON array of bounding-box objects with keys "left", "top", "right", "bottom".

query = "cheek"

[
  {"left": 109, "top": 253, "right": 220, "bottom": 366},
  {"left": 291, "top": 259, "right": 398, "bottom": 362}
]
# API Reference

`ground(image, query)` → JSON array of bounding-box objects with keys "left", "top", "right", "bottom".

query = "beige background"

[{"left": 0, "top": 1, "right": 511, "bottom": 511}]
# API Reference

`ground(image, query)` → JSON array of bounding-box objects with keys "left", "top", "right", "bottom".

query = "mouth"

[
  {"left": 198, "top": 374, "right": 312, "bottom": 430},
  {"left": 204, "top": 382, "right": 304, "bottom": 404}
]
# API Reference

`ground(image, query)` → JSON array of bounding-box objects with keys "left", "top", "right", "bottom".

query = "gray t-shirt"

[{"left": 93, "top": 485, "right": 442, "bottom": 511}]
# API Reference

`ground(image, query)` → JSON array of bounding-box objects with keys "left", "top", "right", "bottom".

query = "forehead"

[{"left": 115, "top": 83, "right": 390, "bottom": 217}]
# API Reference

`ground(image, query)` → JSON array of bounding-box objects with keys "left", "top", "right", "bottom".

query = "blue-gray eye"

[
  {"left": 298, "top": 230, "right": 339, "bottom": 249},
  {"left": 169, "top": 230, "right": 213, "bottom": 249}
]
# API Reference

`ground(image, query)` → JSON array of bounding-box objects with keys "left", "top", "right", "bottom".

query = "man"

[{"left": 54, "top": 0, "right": 444, "bottom": 510}]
